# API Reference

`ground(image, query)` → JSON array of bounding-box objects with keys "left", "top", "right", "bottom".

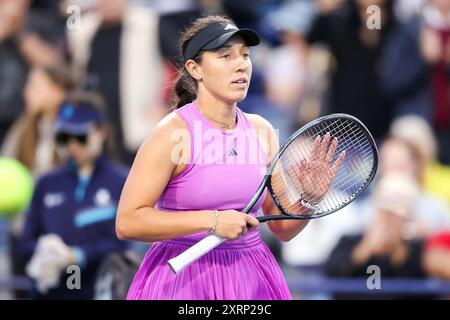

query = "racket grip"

[{"left": 167, "top": 234, "right": 226, "bottom": 274}]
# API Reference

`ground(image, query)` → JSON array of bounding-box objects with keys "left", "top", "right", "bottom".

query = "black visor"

[{"left": 182, "top": 22, "right": 260, "bottom": 62}]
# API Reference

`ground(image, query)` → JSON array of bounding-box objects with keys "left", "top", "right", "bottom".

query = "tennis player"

[{"left": 117, "top": 15, "right": 334, "bottom": 300}]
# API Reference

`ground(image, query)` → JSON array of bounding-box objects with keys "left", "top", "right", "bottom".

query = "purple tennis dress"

[{"left": 126, "top": 102, "right": 292, "bottom": 300}]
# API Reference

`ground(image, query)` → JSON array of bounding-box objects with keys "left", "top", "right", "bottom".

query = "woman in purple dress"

[{"left": 116, "top": 15, "right": 313, "bottom": 300}]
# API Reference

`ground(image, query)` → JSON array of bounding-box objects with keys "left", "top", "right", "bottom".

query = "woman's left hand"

[{"left": 298, "top": 132, "right": 345, "bottom": 206}]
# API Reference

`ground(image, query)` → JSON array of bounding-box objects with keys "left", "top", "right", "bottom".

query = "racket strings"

[
  {"left": 292, "top": 125, "right": 370, "bottom": 205},
  {"left": 284, "top": 129, "right": 373, "bottom": 211},
  {"left": 269, "top": 118, "right": 376, "bottom": 215},
  {"left": 271, "top": 119, "right": 355, "bottom": 200},
  {"left": 285, "top": 121, "right": 369, "bottom": 189}
]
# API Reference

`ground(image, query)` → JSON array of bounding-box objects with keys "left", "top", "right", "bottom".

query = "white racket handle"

[{"left": 168, "top": 234, "right": 226, "bottom": 273}]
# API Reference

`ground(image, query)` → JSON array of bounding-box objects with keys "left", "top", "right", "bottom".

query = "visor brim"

[
  {"left": 201, "top": 28, "right": 260, "bottom": 51},
  {"left": 54, "top": 121, "right": 93, "bottom": 136}
]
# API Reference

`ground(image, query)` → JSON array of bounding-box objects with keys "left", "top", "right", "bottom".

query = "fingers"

[
  {"left": 297, "top": 159, "right": 307, "bottom": 180},
  {"left": 246, "top": 215, "right": 260, "bottom": 229},
  {"left": 310, "top": 132, "right": 334, "bottom": 162},
  {"left": 309, "top": 135, "right": 321, "bottom": 161},
  {"left": 241, "top": 225, "right": 248, "bottom": 237},
  {"left": 325, "top": 137, "right": 338, "bottom": 165},
  {"left": 331, "top": 150, "right": 346, "bottom": 174},
  {"left": 319, "top": 132, "right": 331, "bottom": 161},
  {"left": 310, "top": 132, "right": 343, "bottom": 170}
]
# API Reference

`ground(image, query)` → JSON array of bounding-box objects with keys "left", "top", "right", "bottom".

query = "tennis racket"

[{"left": 168, "top": 113, "right": 378, "bottom": 273}]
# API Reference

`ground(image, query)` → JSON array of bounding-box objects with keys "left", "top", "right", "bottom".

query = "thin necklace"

[{"left": 200, "top": 107, "right": 237, "bottom": 130}]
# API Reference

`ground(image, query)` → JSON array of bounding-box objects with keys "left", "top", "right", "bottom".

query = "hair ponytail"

[{"left": 170, "top": 68, "right": 198, "bottom": 110}]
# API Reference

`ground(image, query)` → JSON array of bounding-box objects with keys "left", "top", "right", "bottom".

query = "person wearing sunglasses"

[{"left": 19, "top": 91, "right": 129, "bottom": 299}]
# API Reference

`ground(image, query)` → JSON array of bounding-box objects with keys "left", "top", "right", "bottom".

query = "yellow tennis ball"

[{"left": 0, "top": 158, "right": 34, "bottom": 218}]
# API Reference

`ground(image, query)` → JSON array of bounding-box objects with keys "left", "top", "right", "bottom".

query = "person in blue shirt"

[{"left": 19, "top": 91, "right": 129, "bottom": 299}]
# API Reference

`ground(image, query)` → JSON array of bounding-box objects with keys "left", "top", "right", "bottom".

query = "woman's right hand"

[{"left": 212, "top": 210, "right": 259, "bottom": 241}]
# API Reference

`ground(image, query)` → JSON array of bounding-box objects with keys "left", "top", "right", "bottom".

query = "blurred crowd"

[{"left": 0, "top": 0, "right": 450, "bottom": 299}]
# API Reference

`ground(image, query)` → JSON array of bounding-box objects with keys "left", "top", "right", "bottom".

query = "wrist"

[
  {"left": 299, "top": 194, "right": 320, "bottom": 211},
  {"left": 209, "top": 210, "right": 219, "bottom": 234}
]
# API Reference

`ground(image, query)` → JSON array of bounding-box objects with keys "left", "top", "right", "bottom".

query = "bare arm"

[
  {"left": 116, "top": 113, "right": 258, "bottom": 242},
  {"left": 116, "top": 113, "right": 214, "bottom": 242},
  {"left": 18, "top": 33, "right": 63, "bottom": 67}
]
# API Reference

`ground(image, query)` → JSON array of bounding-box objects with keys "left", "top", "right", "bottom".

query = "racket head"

[{"left": 265, "top": 113, "right": 378, "bottom": 220}]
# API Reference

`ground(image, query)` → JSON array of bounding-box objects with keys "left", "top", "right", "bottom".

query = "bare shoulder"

[
  {"left": 244, "top": 112, "right": 279, "bottom": 161},
  {"left": 140, "top": 110, "right": 189, "bottom": 149},
  {"left": 245, "top": 112, "right": 275, "bottom": 132},
  {"left": 152, "top": 110, "right": 188, "bottom": 136}
]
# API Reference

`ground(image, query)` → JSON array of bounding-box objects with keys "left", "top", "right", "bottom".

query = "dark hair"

[
  {"left": 16, "top": 63, "right": 77, "bottom": 170},
  {"left": 169, "top": 15, "right": 235, "bottom": 110}
]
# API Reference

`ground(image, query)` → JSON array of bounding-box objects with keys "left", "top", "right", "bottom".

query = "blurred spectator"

[
  {"left": 0, "top": 0, "right": 30, "bottom": 145},
  {"left": 381, "top": 0, "right": 450, "bottom": 163},
  {"left": 394, "top": 0, "right": 425, "bottom": 23},
  {"left": 369, "top": 137, "right": 450, "bottom": 236},
  {"left": 154, "top": 0, "right": 203, "bottom": 63},
  {"left": 240, "top": 0, "right": 325, "bottom": 142},
  {"left": 389, "top": 115, "right": 450, "bottom": 209},
  {"left": 389, "top": 115, "right": 437, "bottom": 180},
  {"left": 307, "top": 0, "right": 397, "bottom": 140},
  {"left": 325, "top": 173, "right": 428, "bottom": 299},
  {"left": 152, "top": 0, "right": 203, "bottom": 106},
  {"left": 421, "top": 0, "right": 450, "bottom": 133},
  {"left": 423, "top": 231, "right": 450, "bottom": 280},
  {"left": 1, "top": 64, "right": 76, "bottom": 177},
  {"left": 222, "top": 0, "right": 275, "bottom": 28},
  {"left": 0, "top": 0, "right": 68, "bottom": 147},
  {"left": 19, "top": 91, "right": 129, "bottom": 299},
  {"left": 264, "top": 0, "right": 323, "bottom": 123},
  {"left": 1, "top": 64, "right": 75, "bottom": 299},
  {"left": 17, "top": 0, "right": 67, "bottom": 67},
  {"left": 66, "top": 0, "right": 166, "bottom": 165}
]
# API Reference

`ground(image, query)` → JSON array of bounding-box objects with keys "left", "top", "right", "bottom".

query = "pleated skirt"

[{"left": 126, "top": 239, "right": 292, "bottom": 300}]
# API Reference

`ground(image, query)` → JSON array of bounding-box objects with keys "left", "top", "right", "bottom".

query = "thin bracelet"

[
  {"left": 299, "top": 194, "right": 321, "bottom": 212},
  {"left": 209, "top": 209, "right": 219, "bottom": 233}
]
